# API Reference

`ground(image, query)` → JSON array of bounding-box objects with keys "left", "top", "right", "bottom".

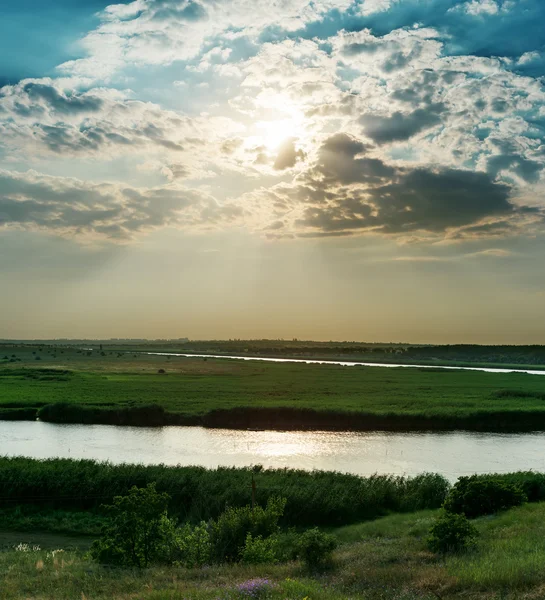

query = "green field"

[{"left": 1, "top": 343, "right": 545, "bottom": 430}]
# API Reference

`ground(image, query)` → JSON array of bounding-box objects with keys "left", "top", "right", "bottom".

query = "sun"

[{"left": 256, "top": 119, "right": 299, "bottom": 151}]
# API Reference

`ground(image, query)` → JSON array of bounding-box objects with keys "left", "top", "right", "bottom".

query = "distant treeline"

[
  {"left": 3, "top": 340, "right": 545, "bottom": 366},
  {"left": 0, "top": 458, "right": 448, "bottom": 527}
]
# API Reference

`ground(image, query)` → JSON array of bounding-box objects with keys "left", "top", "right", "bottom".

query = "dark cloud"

[
  {"left": 20, "top": 83, "right": 103, "bottom": 115},
  {"left": 307, "top": 133, "right": 395, "bottom": 186},
  {"left": 360, "top": 103, "right": 445, "bottom": 144},
  {"left": 0, "top": 170, "right": 241, "bottom": 240},
  {"left": 273, "top": 139, "right": 304, "bottom": 170},
  {"left": 487, "top": 153, "right": 543, "bottom": 184},
  {"left": 368, "top": 168, "right": 515, "bottom": 234},
  {"left": 152, "top": 0, "right": 208, "bottom": 21},
  {"left": 278, "top": 133, "right": 545, "bottom": 238}
]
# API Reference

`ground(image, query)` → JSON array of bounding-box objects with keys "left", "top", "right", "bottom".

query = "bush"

[
  {"left": 297, "top": 527, "right": 336, "bottom": 570},
  {"left": 209, "top": 496, "right": 285, "bottom": 563},
  {"left": 172, "top": 521, "right": 211, "bottom": 568},
  {"left": 444, "top": 475, "right": 527, "bottom": 518},
  {"left": 400, "top": 473, "right": 451, "bottom": 512},
  {"left": 240, "top": 533, "right": 278, "bottom": 564},
  {"left": 427, "top": 510, "right": 477, "bottom": 554},
  {"left": 90, "top": 484, "right": 176, "bottom": 568}
]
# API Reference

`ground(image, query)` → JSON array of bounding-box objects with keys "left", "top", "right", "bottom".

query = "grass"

[
  {"left": 1, "top": 344, "right": 545, "bottom": 431},
  {"left": 0, "top": 506, "right": 105, "bottom": 537},
  {"left": 4, "top": 503, "right": 545, "bottom": 599}
]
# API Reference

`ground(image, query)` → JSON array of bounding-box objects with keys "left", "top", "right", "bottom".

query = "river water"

[
  {"left": 146, "top": 352, "right": 545, "bottom": 375},
  {"left": 3, "top": 421, "right": 545, "bottom": 482}
]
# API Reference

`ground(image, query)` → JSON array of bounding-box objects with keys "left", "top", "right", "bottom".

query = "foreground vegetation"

[
  {"left": 3, "top": 457, "right": 545, "bottom": 532},
  {"left": 3, "top": 461, "right": 545, "bottom": 598},
  {"left": 1, "top": 344, "right": 545, "bottom": 430},
  {"left": 4, "top": 502, "right": 545, "bottom": 599},
  {"left": 0, "top": 458, "right": 449, "bottom": 527}
]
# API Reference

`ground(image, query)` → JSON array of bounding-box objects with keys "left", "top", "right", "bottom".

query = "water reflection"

[{"left": 3, "top": 422, "right": 545, "bottom": 482}]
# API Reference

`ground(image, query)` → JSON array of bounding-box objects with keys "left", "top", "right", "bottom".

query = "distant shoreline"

[{"left": 4, "top": 404, "right": 545, "bottom": 433}]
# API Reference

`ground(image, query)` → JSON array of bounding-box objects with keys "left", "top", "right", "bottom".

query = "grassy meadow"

[
  {"left": 1, "top": 343, "right": 545, "bottom": 430},
  {"left": 3, "top": 503, "right": 545, "bottom": 599}
]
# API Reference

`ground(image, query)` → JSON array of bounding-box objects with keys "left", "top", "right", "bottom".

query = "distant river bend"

[{"left": 146, "top": 352, "right": 545, "bottom": 375}]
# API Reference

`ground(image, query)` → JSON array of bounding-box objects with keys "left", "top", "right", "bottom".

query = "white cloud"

[{"left": 57, "top": 0, "right": 354, "bottom": 79}]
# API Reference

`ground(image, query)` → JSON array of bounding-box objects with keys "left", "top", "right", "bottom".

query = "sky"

[{"left": 1, "top": 0, "right": 545, "bottom": 343}]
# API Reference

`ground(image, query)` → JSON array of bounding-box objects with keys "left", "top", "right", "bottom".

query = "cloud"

[
  {"left": 273, "top": 139, "right": 304, "bottom": 170},
  {"left": 252, "top": 133, "right": 545, "bottom": 239},
  {"left": 457, "top": 0, "right": 500, "bottom": 16},
  {"left": 12, "top": 82, "right": 104, "bottom": 116},
  {"left": 57, "top": 0, "right": 354, "bottom": 78},
  {"left": 0, "top": 80, "right": 192, "bottom": 156},
  {"left": 360, "top": 103, "right": 445, "bottom": 143},
  {"left": 1, "top": 0, "right": 544, "bottom": 247},
  {"left": 0, "top": 169, "right": 243, "bottom": 241}
]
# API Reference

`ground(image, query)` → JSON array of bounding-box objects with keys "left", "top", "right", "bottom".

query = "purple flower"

[{"left": 236, "top": 578, "right": 275, "bottom": 598}]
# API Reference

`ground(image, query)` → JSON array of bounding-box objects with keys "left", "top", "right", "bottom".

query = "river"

[
  {"left": 146, "top": 352, "right": 545, "bottom": 375},
  {"left": 3, "top": 421, "right": 545, "bottom": 482}
]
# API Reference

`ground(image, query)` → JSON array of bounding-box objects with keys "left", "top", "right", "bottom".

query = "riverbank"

[
  {"left": 6, "top": 403, "right": 545, "bottom": 433},
  {"left": 2, "top": 349, "right": 545, "bottom": 431}
]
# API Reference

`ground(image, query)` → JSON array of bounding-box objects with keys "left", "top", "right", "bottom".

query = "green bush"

[
  {"left": 209, "top": 496, "right": 285, "bottom": 563},
  {"left": 90, "top": 484, "right": 176, "bottom": 568},
  {"left": 171, "top": 521, "right": 211, "bottom": 568},
  {"left": 240, "top": 533, "right": 278, "bottom": 564},
  {"left": 274, "top": 528, "right": 301, "bottom": 562},
  {"left": 427, "top": 510, "right": 478, "bottom": 554},
  {"left": 444, "top": 475, "right": 527, "bottom": 518},
  {"left": 400, "top": 473, "right": 451, "bottom": 512},
  {"left": 297, "top": 527, "right": 337, "bottom": 570}
]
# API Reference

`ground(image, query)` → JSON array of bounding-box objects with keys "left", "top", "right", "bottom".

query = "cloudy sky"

[{"left": 1, "top": 0, "right": 545, "bottom": 342}]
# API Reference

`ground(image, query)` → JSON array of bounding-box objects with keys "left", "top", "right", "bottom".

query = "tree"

[{"left": 90, "top": 484, "right": 175, "bottom": 568}]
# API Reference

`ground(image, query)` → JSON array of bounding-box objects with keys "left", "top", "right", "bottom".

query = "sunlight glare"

[{"left": 257, "top": 118, "right": 299, "bottom": 150}]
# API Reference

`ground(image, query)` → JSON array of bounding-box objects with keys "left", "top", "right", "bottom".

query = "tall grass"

[{"left": 0, "top": 458, "right": 449, "bottom": 527}]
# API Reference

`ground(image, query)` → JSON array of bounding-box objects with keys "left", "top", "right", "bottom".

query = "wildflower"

[
  {"left": 14, "top": 543, "right": 41, "bottom": 552},
  {"left": 236, "top": 578, "right": 275, "bottom": 598}
]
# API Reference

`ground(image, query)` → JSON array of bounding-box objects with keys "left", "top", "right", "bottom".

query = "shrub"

[
  {"left": 209, "top": 496, "right": 285, "bottom": 563},
  {"left": 444, "top": 475, "right": 527, "bottom": 518},
  {"left": 172, "top": 521, "right": 211, "bottom": 568},
  {"left": 427, "top": 510, "right": 477, "bottom": 554},
  {"left": 90, "top": 483, "right": 176, "bottom": 568},
  {"left": 401, "top": 473, "right": 451, "bottom": 511},
  {"left": 274, "top": 529, "right": 300, "bottom": 562},
  {"left": 240, "top": 533, "right": 278, "bottom": 564},
  {"left": 297, "top": 527, "right": 336, "bottom": 570}
]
